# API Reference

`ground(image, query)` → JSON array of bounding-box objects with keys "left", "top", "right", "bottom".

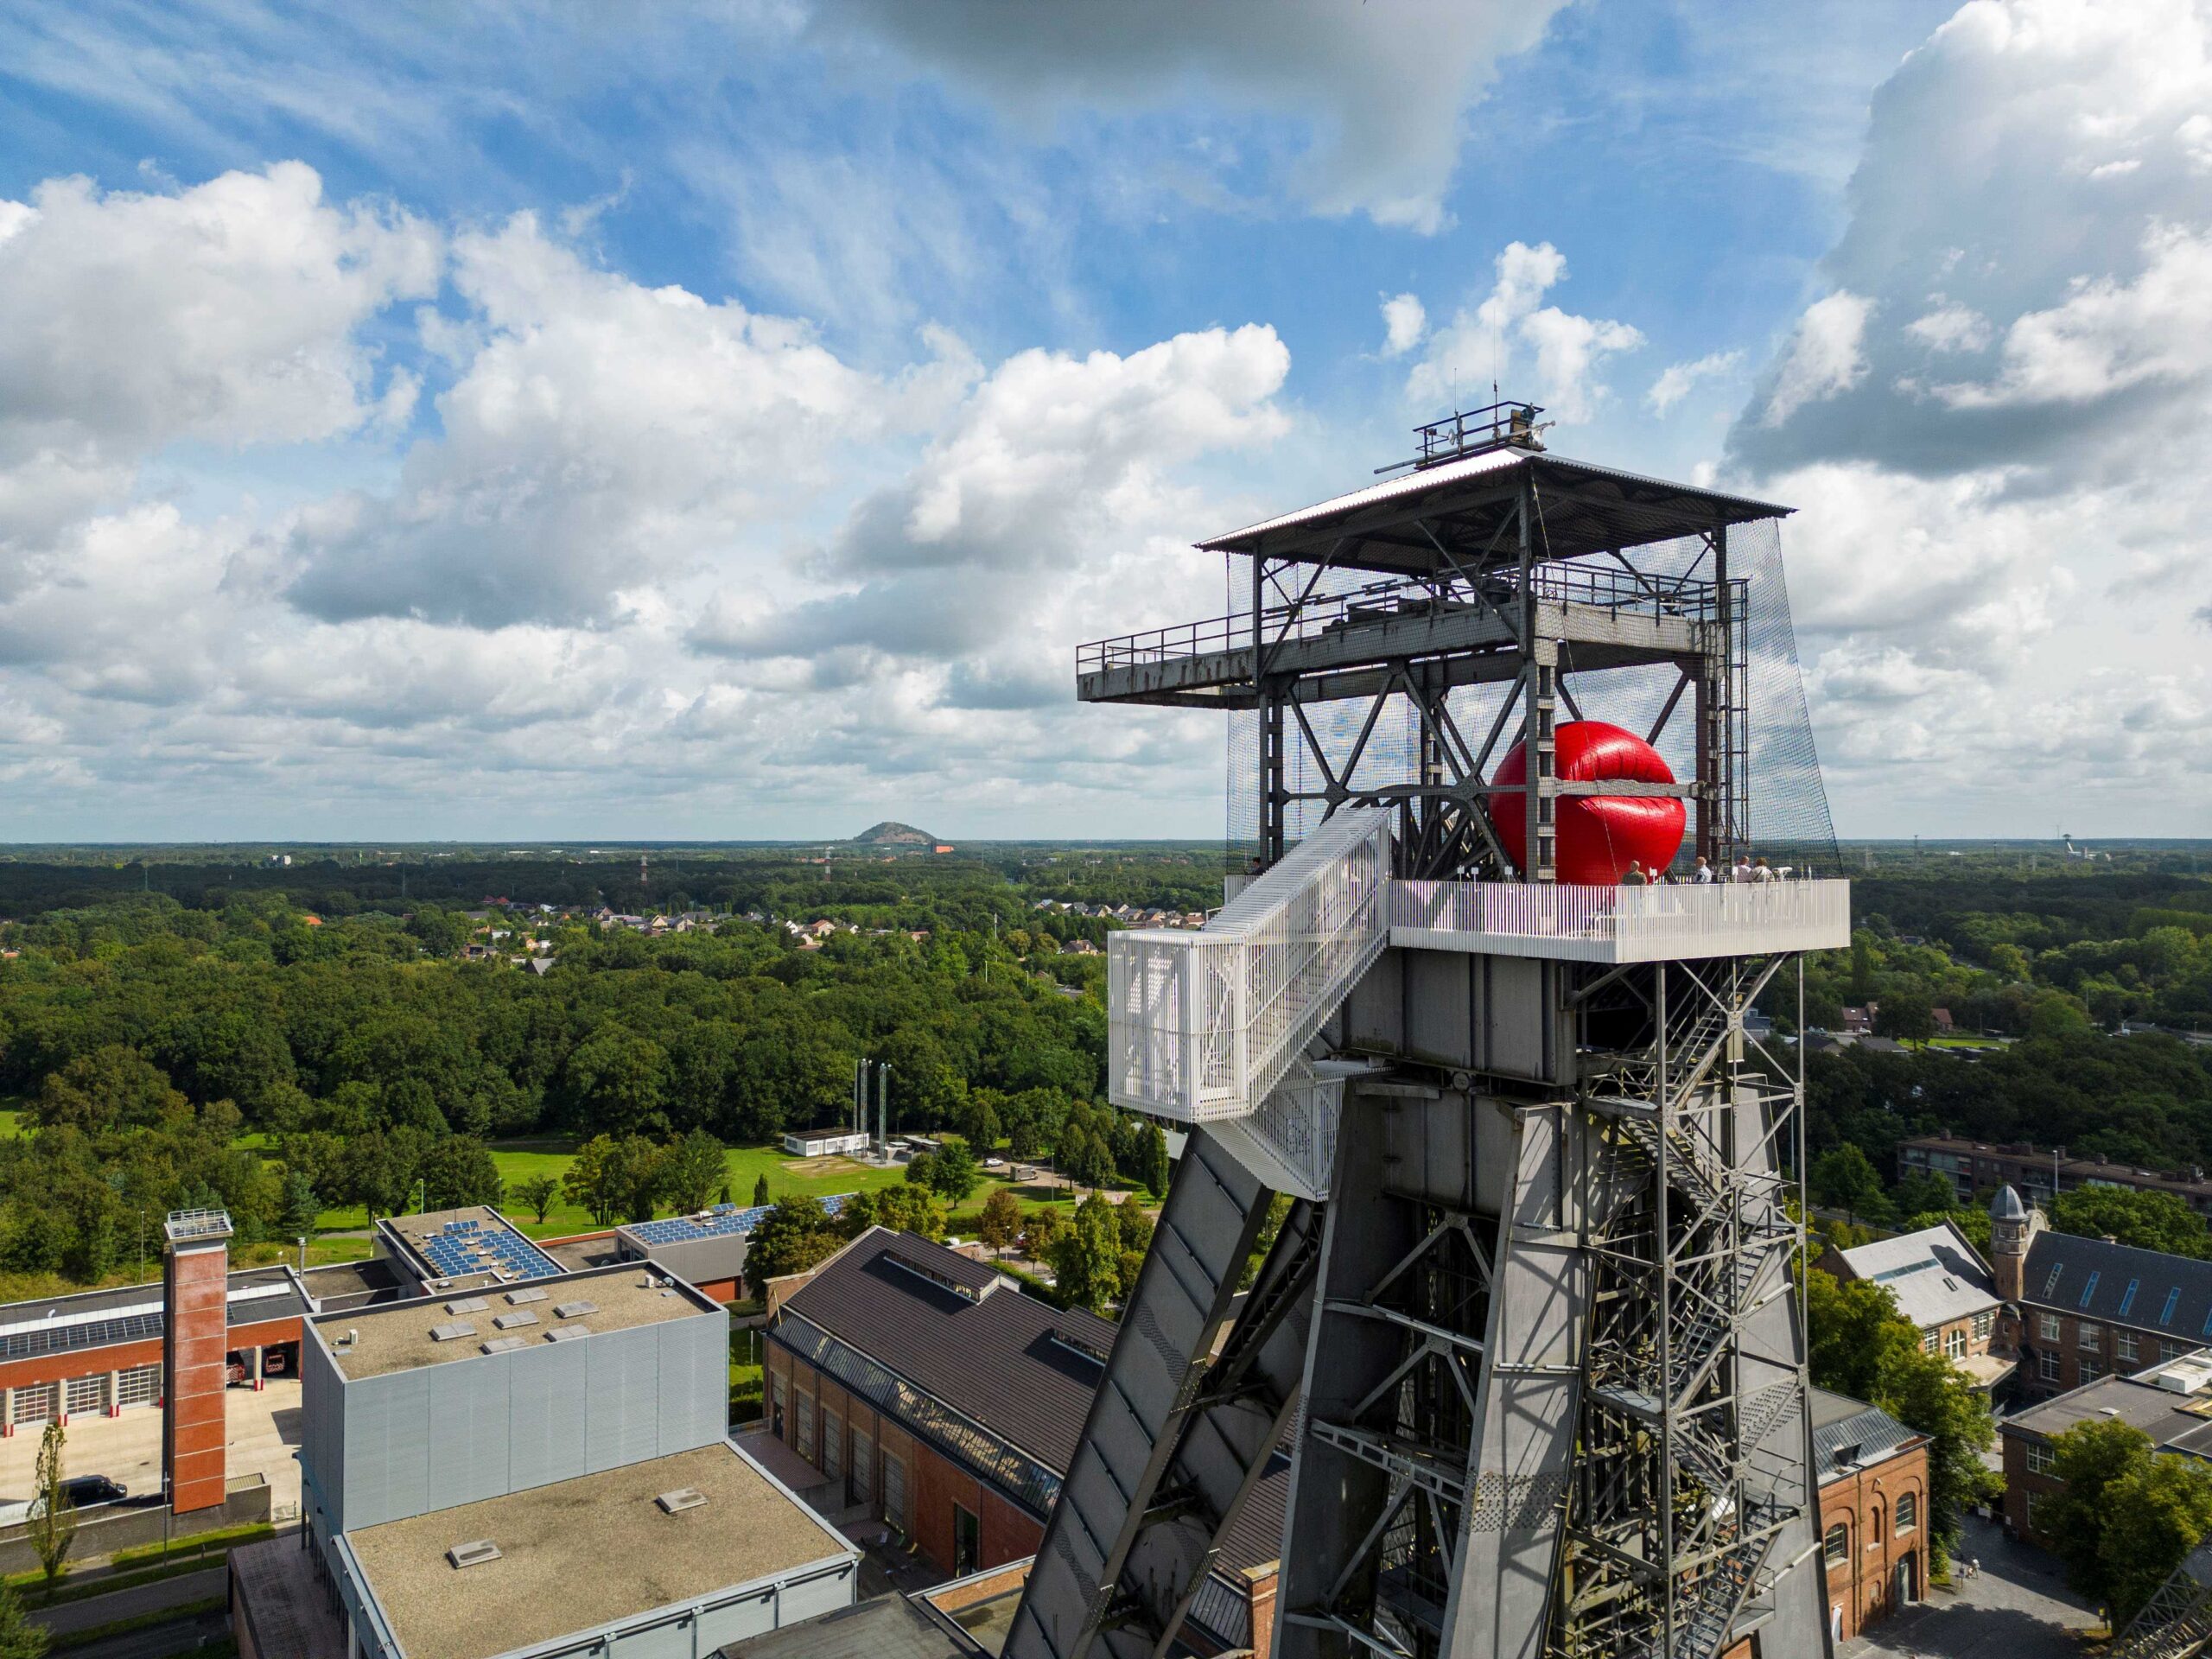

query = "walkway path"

[
  {"left": 1844, "top": 1514, "right": 2095, "bottom": 1659},
  {"left": 28, "top": 1563, "right": 226, "bottom": 1637}
]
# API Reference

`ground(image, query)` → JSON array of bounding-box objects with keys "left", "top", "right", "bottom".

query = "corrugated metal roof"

[
  {"left": 1837, "top": 1222, "right": 1999, "bottom": 1330},
  {"left": 1808, "top": 1387, "right": 1920, "bottom": 1475}
]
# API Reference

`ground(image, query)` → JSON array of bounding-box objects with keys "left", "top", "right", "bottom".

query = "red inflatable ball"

[{"left": 1491, "top": 720, "right": 1687, "bottom": 884}]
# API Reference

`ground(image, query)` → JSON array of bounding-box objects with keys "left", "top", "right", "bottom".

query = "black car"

[{"left": 60, "top": 1475, "right": 126, "bottom": 1508}]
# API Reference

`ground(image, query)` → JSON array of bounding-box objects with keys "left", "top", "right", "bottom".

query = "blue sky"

[{"left": 0, "top": 0, "right": 2206, "bottom": 842}]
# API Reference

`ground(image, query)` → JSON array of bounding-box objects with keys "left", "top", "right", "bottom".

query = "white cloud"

[
  {"left": 1380, "top": 293, "right": 1426, "bottom": 358},
  {"left": 810, "top": 0, "right": 1568, "bottom": 233},
  {"left": 1646, "top": 350, "right": 1743, "bottom": 415},
  {"left": 1760, "top": 292, "right": 1870, "bottom": 427},
  {"left": 1904, "top": 302, "right": 1992, "bottom": 353},
  {"left": 1405, "top": 242, "right": 1643, "bottom": 423}
]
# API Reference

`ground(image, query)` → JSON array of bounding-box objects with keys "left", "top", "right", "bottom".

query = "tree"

[
  {"left": 339, "top": 1131, "right": 412, "bottom": 1221},
  {"left": 1022, "top": 1205, "right": 1066, "bottom": 1259},
  {"left": 960, "top": 1098, "right": 1002, "bottom": 1154},
  {"left": 1810, "top": 1145, "right": 1891, "bottom": 1224},
  {"left": 753, "top": 1173, "right": 771, "bottom": 1208},
  {"left": 1891, "top": 1171, "right": 1959, "bottom": 1221},
  {"left": 418, "top": 1136, "right": 502, "bottom": 1211},
  {"left": 33, "top": 1046, "right": 188, "bottom": 1135},
  {"left": 1874, "top": 988, "right": 1937, "bottom": 1046},
  {"left": 838, "top": 1185, "right": 944, "bottom": 1242},
  {"left": 977, "top": 1188, "right": 1022, "bottom": 1258},
  {"left": 1060, "top": 1127, "right": 1114, "bottom": 1193},
  {"left": 660, "top": 1130, "right": 726, "bottom": 1216},
  {"left": 277, "top": 1169, "right": 321, "bottom": 1238},
  {"left": 0, "top": 1578, "right": 48, "bottom": 1657},
  {"left": 2037, "top": 1418, "right": 2156, "bottom": 1613},
  {"left": 1047, "top": 1192, "right": 1124, "bottom": 1313},
  {"left": 1898, "top": 1207, "right": 1993, "bottom": 1255},
  {"left": 561, "top": 1135, "right": 627, "bottom": 1227},
  {"left": 514, "top": 1175, "right": 559, "bottom": 1225},
  {"left": 926, "top": 1143, "right": 980, "bottom": 1206},
  {"left": 28, "top": 1421, "right": 74, "bottom": 1599},
  {"left": 2102, "top": 1453, "right": 2212, "bottom": 1626},
  {"left": 2052, "top": 1185, "right": 2212, "bottom": 1259},
  {"left": 1142, "top": 1122, "right": 1171, "bottom": 1198},
  {"left": 562, "top": 1029, "right": 673, "bottom": 1139},
  {"left": 1867, "top": 1340, "right": 2000, "bottom": 1573},
  {"left": 743, "top": 1198, "right": 843, "bottom": 1298}
]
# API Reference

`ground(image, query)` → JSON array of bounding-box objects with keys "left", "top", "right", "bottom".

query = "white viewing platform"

[
  {"left": 1389, "top": 877, "right": 1852, "bottom": 963},
  {"left": 1109, "top": 863, "right": 1849, "bottom": 1127}
]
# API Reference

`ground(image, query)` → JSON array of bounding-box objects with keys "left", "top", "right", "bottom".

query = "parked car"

[{"left": 0, "top": 1474, "right": 127, "bottom": 1527}]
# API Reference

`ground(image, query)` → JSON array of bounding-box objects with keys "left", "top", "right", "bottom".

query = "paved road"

[
  {"left": 69, "top": 1606, "right": 230, "bottom": 1658},
  {"left": 1845, "top": 1514, "right": 2096, "bottom": 1659},
  {"left": 29, "top": 1563, "right": 226, "bottom": 1637}
]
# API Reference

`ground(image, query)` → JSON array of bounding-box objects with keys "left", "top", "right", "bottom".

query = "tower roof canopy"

[
  {"left": 1991, "top": 1183, "right": 2027, "bottom": 1221},
  {"left": 1198, "top": 447, "right": 1792, "bottom": 575}
]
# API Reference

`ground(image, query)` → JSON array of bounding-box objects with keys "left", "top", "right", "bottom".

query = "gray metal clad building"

[{"left": 281, "top": 1257, "right": 858, "bottom": 1659}]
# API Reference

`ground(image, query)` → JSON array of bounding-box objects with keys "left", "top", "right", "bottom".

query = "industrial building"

[
  {"left": 242, "top": 1249, "right": 857, "bottom": 1659},
  {"left": 766, "top": 1227, "right": 1287, "bottom": 1656}
]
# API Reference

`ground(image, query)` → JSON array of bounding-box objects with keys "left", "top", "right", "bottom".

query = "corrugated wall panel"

[
  {"left": 345, "top": 1368, "right": 431, "bottom": 1530},
  {"left": 607, "top": 1615, "right": 694, "bottom": 1659},
  {"left": 425, "top": 1348, "right": 513, "bottom": 1511},
  {"left": 507, "top": 1338, "right": 593, "bottom": 1495},
  {"left": 695, "top": 1589, "right": 783, "bottom": 1653},
  {"left": 655, "top": 1314, "right": 726, "bottom": 1456},
  {"left": 585, "top": 1324, "right": 662, "bottom": 1473},
  {"left": 300, "top": 1332, "right": 346, "bottom": 1530}
]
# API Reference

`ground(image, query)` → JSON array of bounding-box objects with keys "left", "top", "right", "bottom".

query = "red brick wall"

[
  {"left": 164, "top": 1242, "right": 229, "bottom": 1514},
  {"left": 1815, "top": 1442, "right": 1930, "bottom": 1643}
]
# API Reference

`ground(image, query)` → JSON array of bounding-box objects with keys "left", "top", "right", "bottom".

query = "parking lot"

[
  {"left": 0, "top": 1376, "right": 302, "bottom": 1524},
  {"left": 1844, "top": 1515, "right": 2097, "bottom": 1659}
]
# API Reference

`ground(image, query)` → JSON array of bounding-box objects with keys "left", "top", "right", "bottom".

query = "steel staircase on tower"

[{"left": 2111, "top": 1540, "right": 2212, "bottom": 1659}]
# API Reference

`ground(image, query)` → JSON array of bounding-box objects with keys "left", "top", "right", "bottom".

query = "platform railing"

[{"left": 1390, "top": 878, "right": 1852, "bottom": 960}]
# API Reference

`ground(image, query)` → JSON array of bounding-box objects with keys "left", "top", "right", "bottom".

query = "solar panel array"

[
  {"left": 0, "top": 1311, "right": 164, "bottom": 1363},
  {"left": 626, "top": 1193, "right": 851, "bottom": 1248},
  {"left": 414, "top": 1217, "right": 562, "bottom": 1284}
]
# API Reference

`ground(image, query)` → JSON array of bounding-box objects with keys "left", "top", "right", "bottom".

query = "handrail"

[{"left": 1391, "top": 878, "right": 1852, "bottom": 958}]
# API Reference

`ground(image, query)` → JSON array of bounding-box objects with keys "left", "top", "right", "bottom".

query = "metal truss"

[
  {"left": 2110, "top": 1541, "right": 2212, "bottom": 1659},
  {"left": 1557, "top": 954, "right": 1821, "bottom": 1659}
]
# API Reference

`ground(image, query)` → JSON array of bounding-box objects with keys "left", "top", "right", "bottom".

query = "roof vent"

[
  {"left": 554, "top": 1300, "right": 598, "bottom": 1319},
  {"left": 338, "top": 1328, "right": 359, "bottom": 1348},
  {"left": 656, "top": 1488, "right": 708, "bottom": 1514},
  {"left": 1830, "top": 1441, "right": 1860, "bottom": 1469},
  {"left": 448, "top": 1539, "right": 502, "bottom": 1569},
  {"left": 2157, "top": 1356, "right": 2212, "bottom": 1394},
  {"left": 429, "top": 1322, "right": 477, "bottom": 1343},
  {"left": 480, "top": 1336, "right": 529, "bottom": 1355},
  {"left": 447, "top": 1298, "right": 489, "bottom": 1315},
  {"left": 506, "top": 1287, "right": 549, "bottom": 1306},
  {"left": 545, "top": 1325, "right": 592, "bottom": 1342},
  {"left": 493, "top": 1311, "right": 540, "bottom": 1331}
]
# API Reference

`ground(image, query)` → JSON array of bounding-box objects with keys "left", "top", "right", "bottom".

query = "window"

[
  {"left": 2166, "top": 1341, "right": 2189, "bottom": 1363},
  {"left": 883, "top": 1455, "right": 909, "bottom": 1529},
  {"left": 1973, "top": 1311, "right": 1995, "bottom": 1342},
  {"left": 2118, "top": 1332, "right": 2139, "bottom": 1364},
  {"left": 2026, "top": 1442, "right": 2056, "bottom": 1476},
  {"left": 2039, "top": 1313, "right": 2062, "bottom": 1343},
  {"left": 2080, "top": 1323, "right": 2101, "bottom": 1353},
  {"left": 1896, "top": 1493, "right": 1918, "bottom": 1533},
  {"left": 2120, "top": 1278, "right": 2141, "bottom": 1318},
  {"left": 2044, "top": 1263, "right": 2066, "bottom": 1298},
  {"left": 1921, "top": 1330, "right": 1938, "bottom": 1355},
  {"left": 1824, "top": 1523, "right": 1849, "bottom": 1566},
  {"left": 2162, "top": 1287, "right": 2182, "bottom": 1327},
  {"left": 115, "top": 1365, "right": 157, "bottom": 1409},
  {"left": 794, "top": 1395, "right": 815, "bottom": 1459},
  {"left": 954, "top": 1503, "right": 981, "bottom": 1576},
  {"left": 851, "top": 1429, "right": 874, "bottom": 1503},
  {"left": 2038, "top": 1350, "right": 2062, "bottom": 1382},
  {"left": 822, "top": 1412, "right": 842, "bottom": 1481},
  {"left": 771, "top": 1375, "right": 786, "bottom": 1439},
  {"left": 2026, "top": 1491, "right": 2050, "bottom": 1535},
  {"left": 2080, "top": 1271, "right": 2101, "bottom": 1309},
  {"left": 2080, "top": 1358, "right": 2103, "bottom": 1383},
  {"left": 1945, "top": 1327, "right": 1967, "bottom": 1360},
  {"left": 63, "top": 1374, "right": 105, "bottom": 1417}
]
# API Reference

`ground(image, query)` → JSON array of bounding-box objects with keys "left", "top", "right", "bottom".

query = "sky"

[{"left": 0, "top": 0, "right": 2206, "bottom": 843}]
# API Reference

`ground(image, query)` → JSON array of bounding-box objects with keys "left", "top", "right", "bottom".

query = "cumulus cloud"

[
  {"left": 809, "top": 0, "right": 1567, "bottom": 232},
  {"left": 1404, "top": 242, "right": 1643, "bottom": 422},
  {"left": 1380, "top": 293, "right": 1426, "bottom": 358},
  {"left": 1646, "top": 351, "right": 1743, "bottom": 415},
  {"left": 1725, "top": 0, "right": 2212, "bottom": 832}
]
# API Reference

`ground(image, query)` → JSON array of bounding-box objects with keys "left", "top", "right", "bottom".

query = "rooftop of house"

[
  {"left": 314, "top": 1262, "right": 715, "bottom": 1381},
  {"left": 344, "top": 1440, "right": 851, "bottom": 1659},
  {"left": 2004, "top": 1353, "right": 2212, "bottom": 1458},
  {"left": 1808, "top": 1387, "right": 1923, "bottom": 1478},
  {"left": 776, "top": 1228, "right": 1107, "bottom": 1482},
  {"left": 2021, "top": 1230, "right": 2212, "bottom": 1336},
  {"left": 1834, "top": 1221, "right": 1999, "bottom": 1330}
]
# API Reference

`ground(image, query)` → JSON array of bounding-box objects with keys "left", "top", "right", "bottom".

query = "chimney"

[{"left": 162, "top": 1209, "right": 232, "bottom": 1516}]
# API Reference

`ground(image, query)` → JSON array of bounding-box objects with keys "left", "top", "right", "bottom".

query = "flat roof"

[
  {"left": 346, "top": 1440, "right": 850, "bottom": 1659},
  {"left": 724, "top": 1594, "right": 980, "bottom": 1659},
  {"left": 1197, "top": 447, "right": 1791, "bottom": 573},
  {"left": 2005, "top": 1366, "right": 2212, "bottom": 1447},
  {"left": 0, "top": 1265, "right": 305, "bottom": 1363},
  {"left": 315, "top": 1262, "right": 715, "bottom": 1381},
  {"left": 383, "top": 1205, "right": 563, "bottom": 1287}
]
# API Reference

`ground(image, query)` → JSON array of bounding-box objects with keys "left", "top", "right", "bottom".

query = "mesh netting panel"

[{"left": 1734, "top": 518, "right": 1839, "bottom": 870}]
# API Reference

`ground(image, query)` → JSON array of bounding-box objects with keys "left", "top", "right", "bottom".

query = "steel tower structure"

[{"left": 1005, "top": 407, "right": 1851, "bottom": 1659}]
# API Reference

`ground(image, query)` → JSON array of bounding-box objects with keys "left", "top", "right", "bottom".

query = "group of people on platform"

[{"left": 1619, "top": 854, "right": 1786, "bottom": 887}]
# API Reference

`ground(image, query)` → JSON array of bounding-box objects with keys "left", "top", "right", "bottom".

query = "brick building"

[
  {"left": 1897, "top": 1135, "right": 2212, "bottom": 1219},
  {"left": 1809, "top": 1389, "right": 1932, "bottom": 1644},
  {"left": 1998, "top": 1351, "right": 2212, "bottom": 1546},
  {"left": 765, "top": 1228, "right": 1285, "bottom": 1656},
  {"left": 1986, "top": 1185, "right": 2212, "bottom": 1402},
  {"left": 1820, "top": 1220, "right": 2012, "bottom": 1391}
]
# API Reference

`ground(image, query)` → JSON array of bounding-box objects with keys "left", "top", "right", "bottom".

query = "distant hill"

[{"left": 853, "top": 821, "right": 935, "bottom": 845}]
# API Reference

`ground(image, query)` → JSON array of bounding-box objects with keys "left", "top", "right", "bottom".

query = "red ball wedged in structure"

[{"left": 1491, "top": 719, "right": 1687, "bottom": 884}]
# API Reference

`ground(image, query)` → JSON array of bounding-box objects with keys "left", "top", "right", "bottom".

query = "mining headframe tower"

[{"left": 1007, "top": 404, "right": 1850, "bottom": 1659}]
